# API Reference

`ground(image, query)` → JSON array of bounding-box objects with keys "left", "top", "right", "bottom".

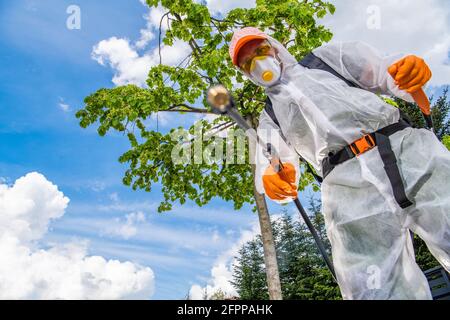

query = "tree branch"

[
  {"left": 163, "top": 52, "right": 193, "bottom": 84},
  {"left": 210, "top": 17, "right": 245, "bottom": 26},
  {"left": 167, "top": 104, "right": 209, "bottom": 112},
  {"left": 204, "top": 122, "right": 236, "bottom": 140},
  {"left": 215, "top": 122, "right": 236, "bottom": 133},
  {"left": 159, "top": 12, "right": 171, "bottom": 65},
  {"left": 210, "top": 19, "right": 227, "bottom": 42},
  {"left": 209, "top": 120, "right": 233, "bottom": 132},
  {"left": 170, "top": 13, "right": 216, "bottom": 86},
  {"left": 162, "top": 108, "right": 215, "bottom": 115}
]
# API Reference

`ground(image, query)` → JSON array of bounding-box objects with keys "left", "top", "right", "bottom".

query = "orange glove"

[
  {"left": 263, "top": 163, "right": 298, "bottom": 201},
  {"left": 388, "top": 55, "right": 432, "bottom": 94}
]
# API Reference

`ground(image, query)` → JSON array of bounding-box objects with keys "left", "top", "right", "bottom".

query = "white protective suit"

[{"left": 251, "top": 38, "right": 450, "bottom": 300}]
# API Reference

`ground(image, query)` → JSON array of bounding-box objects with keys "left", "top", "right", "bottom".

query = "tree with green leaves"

[
  {"left": 76, "top": 0, "right": 335, "bottom": 300},
  {"left": 231, "top": 238, "right": 269, "bottom": 300}
]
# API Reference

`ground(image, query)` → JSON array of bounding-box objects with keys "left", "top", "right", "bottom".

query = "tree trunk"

[
  {"left": 252, "top": 169, "right": 283, "bottom": 300},
  {"left": 247, "top": 113, "right": 283, "bottom": 300},
  {"left": 253, "top": 187, "right": 283, "bottom": 300}
]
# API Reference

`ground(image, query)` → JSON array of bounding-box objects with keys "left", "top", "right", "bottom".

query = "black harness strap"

[
  {"left": 264, "top": 54, "right": 340, "bottom": 183},
  {"left": 375, "top": 132, "right": 413, "bottom": 209},
  {"left": 264, "top": 98, "right": 281, "bottom": 128},
  {"left": 299, "top": 53, "right": 359, "bottom": 88},
  {"left": 265, "top": 53, "right": 357, "bottom": 124},
  {"left": 322, "top": 119, "right": 413, "bottom": 208}
]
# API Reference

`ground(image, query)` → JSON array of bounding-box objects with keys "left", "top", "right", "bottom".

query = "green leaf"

[{"left": 443, "top": 135, "right": 450, "bottom": 150}]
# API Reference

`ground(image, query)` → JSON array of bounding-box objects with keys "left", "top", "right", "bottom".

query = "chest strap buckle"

[{"left": 349, "top": 134, "right": 376, "bottom": 156}]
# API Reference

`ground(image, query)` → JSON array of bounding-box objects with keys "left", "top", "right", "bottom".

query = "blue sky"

[
  {"left": 0, "top": 0, "right": 284, "bottom": 300},
  {"left": 0, "top": 0, "right": 449, "bottom": 300}
]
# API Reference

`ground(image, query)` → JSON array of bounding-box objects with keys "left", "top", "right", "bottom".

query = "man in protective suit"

[{"left": 229, "top": 27, "right": 450, "bottom": 300}]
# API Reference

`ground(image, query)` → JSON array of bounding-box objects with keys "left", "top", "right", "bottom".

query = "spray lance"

[
  {"left": 206, "top": 85, "right": 336, "bottom": 280},
  {"left": 411, "top": 89, "right": 433, "bottom": 131}
]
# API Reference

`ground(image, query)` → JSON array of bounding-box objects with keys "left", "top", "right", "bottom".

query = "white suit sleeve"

[
  {"left": 313, "top": 41, "right": 415, "bottom": 103},
  {"left": 254, "top": 110, "right": 300, "bottom": 204}
]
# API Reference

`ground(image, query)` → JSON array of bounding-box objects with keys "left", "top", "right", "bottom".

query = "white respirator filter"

[{"left": 249, "top": 56, "right": 282, "bottom": 87}]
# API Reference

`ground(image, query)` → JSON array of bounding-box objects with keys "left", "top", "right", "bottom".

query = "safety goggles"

[{"left": 238, "top": 40, "right": 275, "bottom": 73}]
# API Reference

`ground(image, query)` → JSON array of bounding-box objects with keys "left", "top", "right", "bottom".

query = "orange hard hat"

[{"left": 229, "top": 27, "right": 268, "bottom": 66}]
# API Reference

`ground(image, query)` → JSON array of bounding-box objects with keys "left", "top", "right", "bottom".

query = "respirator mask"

[
  {"left": 248, "top": 56, "right": 282, "bottom": 87},
  {"left": 239, "top": 40, "right": 282, "bottom": 87}
]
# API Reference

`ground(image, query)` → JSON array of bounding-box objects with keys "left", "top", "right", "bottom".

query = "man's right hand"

[
  {"left": 263, "top": 163, "right": 298, "bottom": 201},
  {"left": 388, "top": 55, "right": 432, "bottom": 94}
]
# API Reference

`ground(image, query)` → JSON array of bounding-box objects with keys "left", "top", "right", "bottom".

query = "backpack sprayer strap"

[
  {"left": 265, "top": 52, "right": 417, "bottom": 208},
  {"left": 322, "top": 119, "right": 413, "bottom": 209}
]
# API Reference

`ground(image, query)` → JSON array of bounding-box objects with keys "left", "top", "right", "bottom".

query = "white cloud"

[
  {"left": 189, "top": 223, "right": 260, "bottom": 300},
  {"left": 59, "top": 103, "right": 70, "bottom": 112},
  {"left": 0, "top": 173, "right": 154, "bottom": 299},
  {"left": 135, "top": 28, "right": 155, "bottom": 50},
  {"left": 87, "top": 179, "right": 106, "bottom": 192},
  {"left": 150, "top": 111, "right": 172, "bottom": 126},
  {"left": 92, "top": 36, "right": 191, "bottom": 87},
  {"left": 135, "top": 3, "right": 170, "bottom": 49},
  {"left": 212, "top": 230, "right": 220, "bottom": 243},
  {"left": 205, "top": 0, "right": 255, "bottom": 15},
  {"left": 92, "top": 2, "right": 190, "bottom": 87},
  {"left": 97, "top": 199, "right": 157, "bottom": 213},
  {"left": 55, "top": 203, "right": 254, "bottom": 256},
  {"left": 109, "top": 192, "right": 120, "bottom": 203},
  {"left": 95, "top": 199, "right": 254, "bottom": 229},
  {"left": 92, "top": 37, "right": 153, "bottom": 87},
  {"left": 58, "top": 98, "right": 70, "bottom": 112},
  {"left": 148, "top": 5, "right": 169, "bottom": 29},
  {"left": 322, "top": 0, "right": 450, "bottom": 87},
  {"left": 105, "top": 211, "right": 146, "bottom": 240},
  {"left": 0, "top": 172, "right": 69, "bottom": 242}
]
